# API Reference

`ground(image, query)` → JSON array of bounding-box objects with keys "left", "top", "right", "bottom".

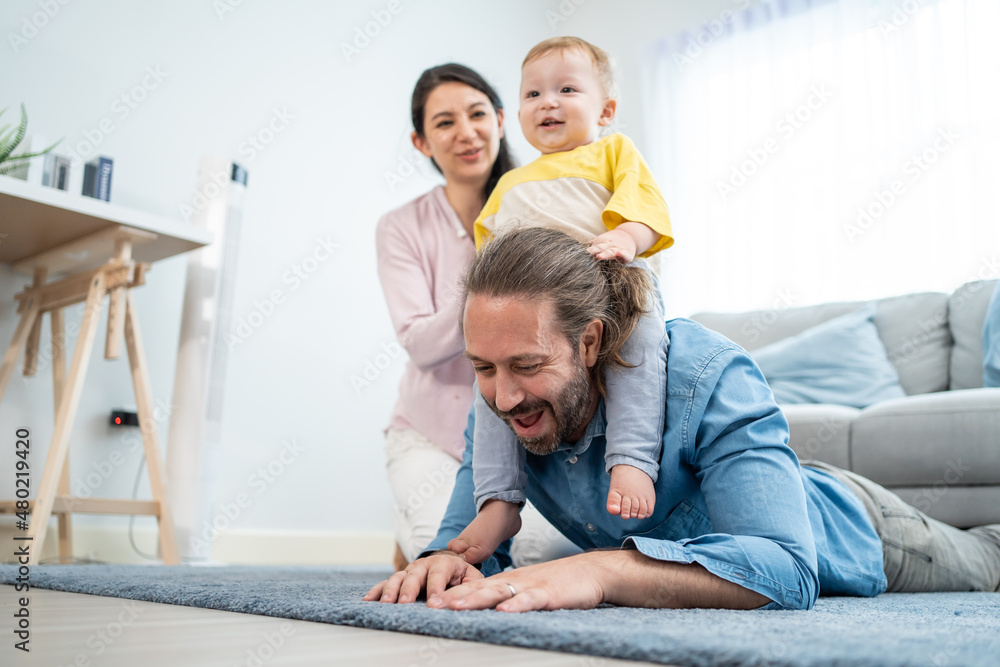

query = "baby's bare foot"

[
  {"left": 448, "top": 500, "right": 522, "bottom": 564},
  {"left": 607, "top": 465, "right": 656, "bottom": 520}
]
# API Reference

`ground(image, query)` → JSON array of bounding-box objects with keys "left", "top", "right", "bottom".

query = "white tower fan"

[{"left": 166, "top": 156, "right": 247, "bottom": 560}]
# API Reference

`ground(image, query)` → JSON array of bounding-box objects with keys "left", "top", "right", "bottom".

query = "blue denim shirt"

[{"left": 426, "top": 319, "right": 887, "bottom": 610}]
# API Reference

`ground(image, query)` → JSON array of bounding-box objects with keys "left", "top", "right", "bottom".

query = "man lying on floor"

[{"left": 364, "top": 227, "right": 1000, "bottom": 612}]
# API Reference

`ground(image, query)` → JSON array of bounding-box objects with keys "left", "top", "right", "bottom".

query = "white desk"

[{"left": 0, "top": 177, "right": 212, "bottom": 564}]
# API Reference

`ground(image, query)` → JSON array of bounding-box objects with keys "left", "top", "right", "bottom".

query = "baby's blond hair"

[{"left": 522, "top": 36, "right": 617, "bottom": 100}]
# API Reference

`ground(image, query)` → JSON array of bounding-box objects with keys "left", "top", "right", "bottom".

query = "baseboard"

[
  {"left": 0, "top": 518, "right": 395, "bottom": 566},
  {"left": 210, "top": 529, "right": 396, "bottom": 566}
]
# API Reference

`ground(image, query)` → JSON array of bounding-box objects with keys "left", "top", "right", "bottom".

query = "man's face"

[{"left": 463, "top": 294, "right": 600, "bottom": 454}]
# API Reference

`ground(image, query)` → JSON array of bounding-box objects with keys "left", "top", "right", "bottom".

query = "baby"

[{"left": 449, "top": 37, "right": 674, "bottom": 565}]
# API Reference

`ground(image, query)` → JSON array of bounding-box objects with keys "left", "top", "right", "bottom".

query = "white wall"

[{"left": 0, "top": 0, "right": 744, "bottom": 563}]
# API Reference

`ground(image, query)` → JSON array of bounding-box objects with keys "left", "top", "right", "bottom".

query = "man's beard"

[{"left": 487, "top": 360, "right": 594, "bottom": 455}]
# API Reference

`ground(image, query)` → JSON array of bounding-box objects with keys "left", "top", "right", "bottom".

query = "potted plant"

[{"left": 0, "top": 104, "right": 60, "bottom": 176}]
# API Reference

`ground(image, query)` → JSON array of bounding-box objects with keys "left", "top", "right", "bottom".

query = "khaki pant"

[{"left": 804, "top": 461, "right": 1000, "bottom": 592}]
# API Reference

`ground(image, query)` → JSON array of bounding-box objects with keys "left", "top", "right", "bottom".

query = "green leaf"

[
  {"left": 6, "top": 141, "right": 63, "bottom": 163},
  {"left": 0, "top": 104, "right": 29, "bottom": 163},
  {"left": 0, "top": 160, "right": 30, "bottom": 175}
]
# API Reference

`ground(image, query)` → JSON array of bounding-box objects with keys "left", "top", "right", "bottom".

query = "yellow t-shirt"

[{"left": 474, "top": 133, "right": 674, "bottom": 258}]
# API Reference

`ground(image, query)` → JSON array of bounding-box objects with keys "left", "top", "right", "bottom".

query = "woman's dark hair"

[{"left": 411, "top": 63, "right": 516, "bottom": 201}]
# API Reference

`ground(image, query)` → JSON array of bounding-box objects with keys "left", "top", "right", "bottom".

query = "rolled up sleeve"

[{"left": 627, "top": 348, "right": 820, "bottom": 610}]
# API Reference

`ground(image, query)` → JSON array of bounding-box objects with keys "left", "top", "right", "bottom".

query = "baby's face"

[{"left": 518, "top": 48, "right": 615, "bottom": 155}]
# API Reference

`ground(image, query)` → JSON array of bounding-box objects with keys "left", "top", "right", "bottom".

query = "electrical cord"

[
  {"left": 128, "top": 453, "right": 160, "bottom": 561},
  {"left": 128, "top": 449, "right": 207, "bottom": 564}
]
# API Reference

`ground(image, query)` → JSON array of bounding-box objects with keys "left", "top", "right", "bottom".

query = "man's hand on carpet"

[
  {"left": 426, "top": 551, "right": 608, "bottom": 612},
  {"left": 363, "top": 551, "right": 483, "bottom": 604},
  {"left": 424, "top": 550, "right": 773, "bottom": 612}
]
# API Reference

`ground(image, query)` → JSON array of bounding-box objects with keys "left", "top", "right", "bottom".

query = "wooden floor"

[{"left": 2, "top": 585, "right": 665, "bottom": 666}]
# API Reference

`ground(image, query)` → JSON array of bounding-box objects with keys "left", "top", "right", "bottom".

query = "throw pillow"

[
  {"left": 752, "top": 305, "right": 906, "bottom": 408},
  {"left": 984, "top": 283, "right": 1000, "bottom": 387}
]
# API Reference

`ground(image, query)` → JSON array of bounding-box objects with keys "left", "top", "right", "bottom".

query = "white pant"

[{"left": 385, "top": 428, "right": 581, "bottom": 566}]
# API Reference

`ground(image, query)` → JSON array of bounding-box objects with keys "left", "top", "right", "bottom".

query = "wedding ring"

[{"left": 506, "top": 583, "right": 516, "bottom": 598}]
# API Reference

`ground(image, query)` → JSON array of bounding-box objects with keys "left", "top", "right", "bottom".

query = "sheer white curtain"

[{"left": 643, "top": 0, "right": 1000, "bottom": 317}]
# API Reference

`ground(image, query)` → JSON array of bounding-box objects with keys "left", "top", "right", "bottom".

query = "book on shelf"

[
  {"left": 82, "top": 156, "right": 113, "bottom": 201},
  {"left": 24, "top": 135, "right": 49, "bottom": 185},
  {"left": 42, "top": 153, "right": 71, "bottom": 191}
]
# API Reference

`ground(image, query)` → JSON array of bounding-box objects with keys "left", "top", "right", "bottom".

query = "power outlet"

[{"left": 110, "top": 410, "right": 139, "bottom": 427}]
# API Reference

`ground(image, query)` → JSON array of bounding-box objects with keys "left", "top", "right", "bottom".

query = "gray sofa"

[{"left": 692, "top": 279, "right": 1000, "bottom": 529}]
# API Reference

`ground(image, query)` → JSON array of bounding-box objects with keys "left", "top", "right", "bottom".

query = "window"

[{"left": 644, "top": 0, "right": 1000, "bottom": 315}]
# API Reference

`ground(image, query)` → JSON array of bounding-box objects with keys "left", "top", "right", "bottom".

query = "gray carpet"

[{"left": 2, "top": 565, "right": 998, "bottom": 667}]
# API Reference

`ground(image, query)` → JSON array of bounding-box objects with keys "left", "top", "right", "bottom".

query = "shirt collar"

[{"left": 432, "top": 185, "right": 469, "bottom": 239}]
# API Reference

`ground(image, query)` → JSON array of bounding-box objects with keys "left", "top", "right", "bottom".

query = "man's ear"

[
  {"left": 597, "top": 98, "right": 617, "bottom": 127},
  {"left": 411, "top": 131, "right": 433, "bottom": 158},
  {"left": 579, "top": 319, "right": 603, "bottom": 368}
]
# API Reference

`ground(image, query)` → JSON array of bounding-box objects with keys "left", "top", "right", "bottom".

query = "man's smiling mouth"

[{"left": 514, "top": 411, "right": 543, "bottom": 428}]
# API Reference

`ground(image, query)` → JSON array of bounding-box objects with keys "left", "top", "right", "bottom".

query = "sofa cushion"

[
  {"left": 781, "top": 404, "right": 857, "bottom": 470},
  {"left": 888, "top": 486, "right": 1000, "bottom": 529},
  {"left": 950, "top": 279, "right": 1000, "bottom": 390},
  {"left": 985, "top": 282, "right": 1000, "bottom": 388},
  {"left": 692, "top": 302, "right": 861, "bottom": 351},
  {"left": 693, "top": 291, "right": 951, "bottom": 396},
  {"left": 752, "top": 306, "right": 905, "bottom": 408},
  {"left": 871, "top": 291, "right": 951, "bottom": 395},
  {"left": 850, "top": 388, "right": 1000, "bottom": 487}
]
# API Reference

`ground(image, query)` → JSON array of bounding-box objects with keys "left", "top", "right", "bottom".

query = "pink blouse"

[{"left": 376, "top": 186, "right": 477, "bottom": 460}]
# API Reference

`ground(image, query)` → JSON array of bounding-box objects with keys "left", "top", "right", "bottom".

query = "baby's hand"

[{"left": 588, "top": 229, "right": 637, "bottom": 264}]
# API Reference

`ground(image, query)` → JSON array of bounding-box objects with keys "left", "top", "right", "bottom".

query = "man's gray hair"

[{"left": 462, "top": 227, "right": 653, "bottom": 396}]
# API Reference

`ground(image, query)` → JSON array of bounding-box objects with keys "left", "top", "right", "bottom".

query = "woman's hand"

[{"left": 363, "top": 551, "right": 483, "bottom": 603}]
